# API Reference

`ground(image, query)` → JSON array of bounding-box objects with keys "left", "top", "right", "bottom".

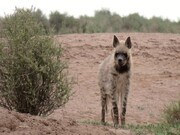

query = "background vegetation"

[{"left": 1, "top": 8, "right": 180, "bottom": 35}]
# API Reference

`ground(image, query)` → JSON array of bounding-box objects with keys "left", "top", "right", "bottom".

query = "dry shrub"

[{"left": 0, "top": 8, "right": 71, "bottom": 116}]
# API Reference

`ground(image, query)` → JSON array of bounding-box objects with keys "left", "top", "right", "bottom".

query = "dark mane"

[{"left": 115, "top": 63, "right": 130, "bottom": 74}]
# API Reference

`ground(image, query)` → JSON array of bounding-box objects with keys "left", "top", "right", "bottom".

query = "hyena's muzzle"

[{"left": 115, "top": 52, "right": 128, "bottom": 67}]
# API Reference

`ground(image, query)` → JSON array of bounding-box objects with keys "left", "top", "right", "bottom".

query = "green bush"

[
  {"left": 163, "top": 100, "right": 180, "bottom": 125},
  {"left": 0, "top": 8, "right": 71, "bottom": 116}
]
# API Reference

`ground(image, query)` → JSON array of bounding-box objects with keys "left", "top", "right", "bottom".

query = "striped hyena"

[{"left": 98, "top": 35, "right": 132, "bottom": 126}]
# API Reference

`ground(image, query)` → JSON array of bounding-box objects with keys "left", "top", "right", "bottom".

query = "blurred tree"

[
  {"left": 49, "top": 11, "right": 65, "bottom": 34},
  {"left": 122, "top": 13, "right": 148, "bottom": 32}
]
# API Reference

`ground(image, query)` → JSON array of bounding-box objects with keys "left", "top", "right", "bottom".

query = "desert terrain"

[{"left": 0, "top": 33, "right": 180, "bottom": 135}]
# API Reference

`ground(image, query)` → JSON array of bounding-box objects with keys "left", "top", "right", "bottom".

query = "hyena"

[{"left": 98, "top": 35, "right": 132, "bottom": 126}]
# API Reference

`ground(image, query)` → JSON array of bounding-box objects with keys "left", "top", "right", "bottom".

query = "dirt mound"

[
  {"left": 0, "top": 107, "right": 123, "bottom": 135},
  {"left": 0, "top": 33, "right": 180, "bottom": 134}
]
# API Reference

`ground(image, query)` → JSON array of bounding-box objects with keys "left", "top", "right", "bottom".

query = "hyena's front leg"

[
  {"left": 111, "top": 88, "right": 119, "bottom": 126},
  {"left": 101, "top": 88, "right": 107, "bottom": 123},
  {"left": 120, "top": 84, "right": 130, "bottom": 126}
]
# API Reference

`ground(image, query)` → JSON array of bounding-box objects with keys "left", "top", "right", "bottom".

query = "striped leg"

[
  {"left": 111, "top": 90, "right": 119, "bottom": 126},
  {"left": 101, "top": 88, "right": 107, "bottom": 123},
  {"left": 120, "top": 88, "right": 129, "bottom": 126}
]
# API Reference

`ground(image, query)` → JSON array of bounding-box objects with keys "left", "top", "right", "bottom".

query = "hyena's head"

[{"left": 113, "top": 35, "right": 132, "bottom": 73}]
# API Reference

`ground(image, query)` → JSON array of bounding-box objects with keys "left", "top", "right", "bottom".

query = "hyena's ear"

[
  {"left": 113, "top": 35, "right": 119, "bottom": 48},
  {"left": 125, "top": 36, "right": 132, "bottom": 49}
]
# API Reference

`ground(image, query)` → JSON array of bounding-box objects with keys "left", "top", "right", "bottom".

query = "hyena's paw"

[
  {"left": 114, "top": 123, "right": 119, "bottom": 128},
  {"left": 101, "top": 118, "right": 106, "bottom": 125},
  {"left": 120, "top": 115, "right": 125, "bottom": 126},
  {"left": 111, "top": 109, "right": 119, "bottom": 128},
  {"left": 113, "top": 116, "right": 119, "bottom": 128}
]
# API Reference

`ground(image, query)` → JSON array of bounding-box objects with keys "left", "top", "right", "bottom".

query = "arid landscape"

[{"left": 0, "top": 33, "right": 180, "bottom": 135}]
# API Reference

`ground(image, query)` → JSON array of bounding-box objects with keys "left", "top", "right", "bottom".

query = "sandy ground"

[{"left": 0, "top": 33, "right": 180, "bottom": 135}]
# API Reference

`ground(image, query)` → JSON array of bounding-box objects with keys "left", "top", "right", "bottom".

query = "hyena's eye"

[
  {"left": 115, "top": 52, "right": 119, "bottom": 57},
  {"left": 115, "top": 52, "right": 127, "bottom": 58},
  {"left": 123, "top": 53, "right": 128, "bottom": 58}
]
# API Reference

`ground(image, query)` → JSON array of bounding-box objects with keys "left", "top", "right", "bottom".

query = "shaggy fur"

[{"left": 98, "top": 35, "right": 132, "bottom": 126}]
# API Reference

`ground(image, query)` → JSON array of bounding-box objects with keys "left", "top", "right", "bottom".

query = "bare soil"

[{"left": 0, "top": 33, "right": 180, "bottom": 135}]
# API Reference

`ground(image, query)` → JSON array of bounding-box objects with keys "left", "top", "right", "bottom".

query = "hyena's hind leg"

[{"left": 101, "top": 88, "right": 107, "bottom": 123}]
